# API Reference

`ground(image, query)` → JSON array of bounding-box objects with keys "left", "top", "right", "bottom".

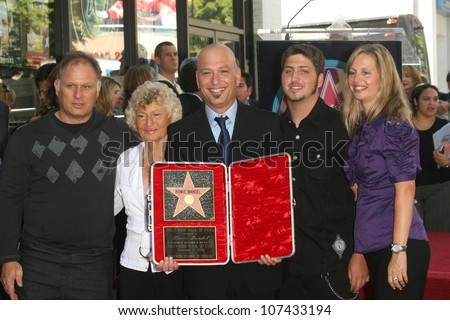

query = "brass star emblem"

[{"left": 167, "top": 172, "right": 210, "bottom": 218}]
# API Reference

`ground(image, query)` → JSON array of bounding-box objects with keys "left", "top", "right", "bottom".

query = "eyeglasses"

[{"left": 2, "top": 84, "right": 11, "bottom": 93}]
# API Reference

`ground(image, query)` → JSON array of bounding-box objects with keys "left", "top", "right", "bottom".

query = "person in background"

[
  {"left": 411, "top": 83, "right": 450, "bottom": 232},
  {"left": 0, "top": 83, "right": 15, "bottom": 142},
  {"left": 154, "top": 41, "right": 182, "bottom": 95},
  {"left": 236, "top": 69, "right": 254, "bottom": 106},
  {"left": 33, "top": 63, "right": 57, "bottom": 115},
  {"left": 122, "top": 64, "right": 156, "bottom": 112},
  {"left": 0, "top": 83, "right": 16, "bottom": 113},
  {"left": 278, "top": 44, "right": 368, "bottom": 300},
  {"left": 436, "top": 70, "right": 450, "bottom": 120},
  {"left": 402, "top": 65, "right": 422, "bottom": 100},
  {"left": 114, "top": 81, "right": 184, "bottom": 299},
  {"left": 31, "top": 65, "right": 60, "bottom": 121},
  {"left": 178, "top": 57, "right": 203, "bottom": 117},
  {"left": 95, "top": 76, "right": 123, "bottom": 115},
  {"left": 166, "top": 43, "right": 285, "bottom": 300},
  {"left": 343, "top": 43, "right": 429, "bottom": 299},
  {"left": 112, "top": 44, "right": 150, "bottom": 76},
  {"left": 0, "top": 51, "right": 132, "bottom": 300},
  {"left": 447, "top": 70, "right": 450, "bottom": 93}
]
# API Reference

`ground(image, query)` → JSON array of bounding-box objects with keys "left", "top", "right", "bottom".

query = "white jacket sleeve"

[{"left": 114, "top": 152, "right": 125, "bottom": 215}]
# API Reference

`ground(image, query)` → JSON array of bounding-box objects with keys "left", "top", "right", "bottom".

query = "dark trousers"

[
  {"left": 280, "top": 261, "right": 356, "bottom": 300},
  {"left": 364, "top": 239, "right": 430, "bottom": 299},
  {"left": 119, "top": 265, "right": 185, "bottom": 300},
  {"left": 20, "top": 242, "right": 113, "bottom": 299},
  {"left": 185, "top": 263, "right": 280, "bottom": 300}
]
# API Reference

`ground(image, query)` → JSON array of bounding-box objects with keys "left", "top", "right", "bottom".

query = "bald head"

[
  {"left": 196, "top": 44, "right": 241, "bottom": 113},
  {"left": 197, "top": 44, "right": 237, "bottom": 67}
]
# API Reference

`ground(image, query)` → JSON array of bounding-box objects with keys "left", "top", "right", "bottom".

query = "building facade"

[{"left": 1, "top": 0, "right": 448, "bottom": 123}]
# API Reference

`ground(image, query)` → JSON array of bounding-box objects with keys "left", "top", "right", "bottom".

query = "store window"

[
  {"left": 0, "top": 0, "right": 55, "bottom": 123},
  {"left": 136, "top": 0, "right": 177, "bottom": 66},
  {"left": 188, "top": 27, "right": 213, "bottom": 57},
  {"left": 187, "top": 0, "right": 233, "bottom": 26},
  {"left": 71, "top": 0, "right": 177, "bottom": 76},
  {"left": 71, "top": 0, "right": 124, "bottom": 76}
]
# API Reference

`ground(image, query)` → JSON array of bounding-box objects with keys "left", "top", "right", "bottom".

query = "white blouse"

[{"left": 114, "top": 142, "right": 160, "bottom": 273}]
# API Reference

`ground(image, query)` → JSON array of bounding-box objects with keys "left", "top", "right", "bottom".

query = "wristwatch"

[{"left": 391, "top": 243, "right": 407, "bottom": 253}]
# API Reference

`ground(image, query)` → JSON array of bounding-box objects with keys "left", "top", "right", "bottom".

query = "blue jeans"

[{"left": 20, "top": 242, "right": 113, "bottom": 299}]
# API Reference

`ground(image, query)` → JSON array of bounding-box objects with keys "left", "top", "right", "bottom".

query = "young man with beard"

[{"left": 278, "top": 44, "right": 368, "bottom": 299}]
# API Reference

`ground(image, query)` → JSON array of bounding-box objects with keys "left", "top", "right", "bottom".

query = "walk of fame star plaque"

[{"left": 151, "top": 154, "right": 295, "bottom": 265}]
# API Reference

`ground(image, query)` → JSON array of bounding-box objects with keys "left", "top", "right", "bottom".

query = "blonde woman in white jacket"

[{"left": 114, "top": 81, "right": 184, "bottom": 299}]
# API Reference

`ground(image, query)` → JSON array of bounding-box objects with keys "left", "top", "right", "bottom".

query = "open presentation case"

[{"left": 151, "top": 153, "right": 295, "bottom": 265}]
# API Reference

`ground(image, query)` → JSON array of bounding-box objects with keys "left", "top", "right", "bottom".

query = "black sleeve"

[
  {"left": 439, "top": 91, "right": 449, "bottom": 102},
  {"left": 0, "top": 102, "right": 9, "bottom": 161},
  {"left": 166, "top": 123, "right": 181, "bottom": 162},
  {"left": 0, "top": 130, "right": 30, "bottom": 264},
  {"left": 261, "top": 113, "right": 284, "bottom": 157}
]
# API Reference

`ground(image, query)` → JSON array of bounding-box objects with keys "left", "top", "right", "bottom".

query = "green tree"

[
  {"left": 189, "top": 0, "right": 233, "bottom": 26},
  {"left": 12, "top": 0, "right": 53, "bottom": 31}
]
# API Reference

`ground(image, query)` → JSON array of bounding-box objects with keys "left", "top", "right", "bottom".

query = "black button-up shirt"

[{"left": 280, "top": 98, "right": 355, "bottom": 276}]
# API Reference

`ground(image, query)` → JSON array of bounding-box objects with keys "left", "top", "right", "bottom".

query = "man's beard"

[{"left": 286, "top": 79, "right": 318, "bottom": 103}]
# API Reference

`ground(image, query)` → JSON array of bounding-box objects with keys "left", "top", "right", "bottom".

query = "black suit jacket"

[
  {"left": 167, "top": 101, "right": 286, "bottom": 299},
  {"left": 178, "top": 93, "right": 204, "bottom": 118}
]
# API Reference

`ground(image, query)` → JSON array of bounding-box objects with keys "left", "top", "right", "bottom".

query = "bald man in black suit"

[{"left": 167, "top": 44, "right": 286, "bottom": 300}]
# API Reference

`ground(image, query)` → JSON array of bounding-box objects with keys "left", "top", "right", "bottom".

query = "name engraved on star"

[{"left": 164, "top": 170, "right": 214, "bottom": 221}]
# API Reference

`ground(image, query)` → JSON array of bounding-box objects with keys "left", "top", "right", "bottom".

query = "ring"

[{"left": 393, "top": 277, "right": 398, "bottom": 282}]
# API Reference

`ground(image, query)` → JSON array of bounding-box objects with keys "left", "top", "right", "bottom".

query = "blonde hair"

[
  {"left": 125, "top": 81, "right": 182, "bottom": 139},
  {"left": 343, "top": 43, "right": 411, "bottom": 137},
  {"left": 95, "top": 76, "right": 121, "bottom": 115},
  {"left": 402, "top": 65, "right": 422, "bottom": 90}
]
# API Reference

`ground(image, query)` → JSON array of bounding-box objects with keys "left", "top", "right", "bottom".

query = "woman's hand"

[
  {"left": 387, "top": 252, "right": 408, "bottom": 290},
  {"left": 155, "top": 256, "right": 179, "bottom": 272},
  {"left": 433, "top": 143, "right": 450, "bottom": 168},
  {"left": 437, "top": 100, "right": 450, "bottom": 115}
]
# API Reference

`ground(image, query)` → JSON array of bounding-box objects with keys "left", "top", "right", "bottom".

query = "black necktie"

[{"left": 215, "top": 116, "right": 230, "bottom": 165}]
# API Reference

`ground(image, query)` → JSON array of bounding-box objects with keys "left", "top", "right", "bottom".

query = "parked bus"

[{"left": 290, "top": 14, "right": 430, "bottom": 81}]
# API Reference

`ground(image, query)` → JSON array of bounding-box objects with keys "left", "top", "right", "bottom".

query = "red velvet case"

[{"left": 151, "top": 154, "right": 294, "bottom": 265}]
